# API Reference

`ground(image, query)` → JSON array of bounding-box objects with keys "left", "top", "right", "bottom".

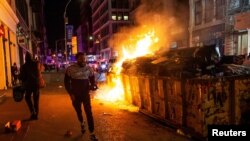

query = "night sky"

[{"left": 44, "top": 0, "right": 82, "bottom": 51}]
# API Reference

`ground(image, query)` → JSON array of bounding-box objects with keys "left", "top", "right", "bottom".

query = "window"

[
  {"left": 195, "top": 0, "right": 202, "bottom": 25},
  {"left": 242, "top": 0, "right": 250, "bottom": 6},
  {"left": 237, "top": 33, "right": 248, "bottom": 55},
  {"left": 112, "top": 24, "right": 118, "bottom": 33},
  {"left": 118, "top": 16, "right": 122, "bottom": 20},
  {"left": 216, "top": 0, "right": 225, "bottom": 20},
  {"left": 123, "top": 13, "right": 129, "bottom": 20},
  {"left": 117, "top": 13, "right": 122, "bottom": 20},
  {"left": 229, "top": 0, "right": 240, "bottom": 9},
  {"left": 205, "top": 0, "right": 214, "bottom": 23},
  {"left": 112, "top": 0, "right": 129, "bottom": 8},
  {"left": 124, "top": 15, "right": 129, "bottom": 20},
  {"left": 112, "top": 15, "right": 117, "bottom": 20}
]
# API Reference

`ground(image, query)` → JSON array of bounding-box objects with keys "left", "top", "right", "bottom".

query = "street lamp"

[{"left": 63, "top": 0, "right": 72, "bottom": 62}]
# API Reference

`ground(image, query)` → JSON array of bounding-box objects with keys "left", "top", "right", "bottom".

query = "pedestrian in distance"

[
  {"left": 64, "top": 52, "right": 98, "bottom": 141},
  {"left": 11, "top": 62, "right": 19, "bottom": 86},
  {"left": 19, "top": 52, "right": 40, "bottom": 120}
]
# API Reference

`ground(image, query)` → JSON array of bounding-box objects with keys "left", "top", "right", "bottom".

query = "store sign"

[
  {"left": 71, "top": 36, "right": 77, "bottom": 54},
  {"left": 0, "top": 25, "right": 4, "bottom": 37},
  {"left": 234, "top": 12, "right": 250, "bottom": 30},
  {"left": 66, "top": 25, "right": 74, "bottom": 42},
  {"left": 18, "top": 36, "right": 25, "bottom": 45}
]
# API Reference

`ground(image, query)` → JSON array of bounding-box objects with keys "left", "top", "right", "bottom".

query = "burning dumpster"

[{"left": 114, "top": 45, "right": 250, "bottom": 139}]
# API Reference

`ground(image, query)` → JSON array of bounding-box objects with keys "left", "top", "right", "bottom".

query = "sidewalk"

[
  {"left": 0, "top": 81, "right": 193, "bottom": 141},
  {"left": 0, "top": 89, "right": 9, "bottom": 104}
]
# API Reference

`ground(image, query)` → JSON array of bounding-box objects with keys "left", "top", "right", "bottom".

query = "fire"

[
  {"left": 93, "top": 3, "right": 176, "bottom": 110},
  {"left": 94, "top": 75, "right": 124, "bottom": 102},
  {"left": 122, "top": 30, "right": 159, "bottom": 60},
  {"left": 94, "top": 29, "right": 159, "bottom": 112},
  {"left": 115, "top": 30, "right": 159, "bottom": 74}
]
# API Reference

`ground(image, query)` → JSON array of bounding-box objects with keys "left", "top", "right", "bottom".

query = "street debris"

[
  {"left": 5, "top": 120, "right": 21, "bottom": 133},
  {"left": 121, "top": 45, "right": 250, "bottom": 79}
]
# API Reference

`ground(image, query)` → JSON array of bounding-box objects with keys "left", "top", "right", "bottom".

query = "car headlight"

[{"left": 101, "top": 64, "right": 106, "bottom": 69}]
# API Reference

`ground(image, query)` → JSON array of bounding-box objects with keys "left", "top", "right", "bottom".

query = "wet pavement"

[{"left": 0, "top": 77, "right": 194, "bottom": 141}]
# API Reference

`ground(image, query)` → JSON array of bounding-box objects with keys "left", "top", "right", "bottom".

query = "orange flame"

[
  {"left": 94, "top": 3, "right": 179, "bottom": 110},
  {"left": 94, "top": 29, "right": 159, "bottom": 112}
]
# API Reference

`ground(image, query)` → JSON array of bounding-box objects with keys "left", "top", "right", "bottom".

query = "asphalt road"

[{"left": 0, "top": 79, "right": 193, "bottom": 141}]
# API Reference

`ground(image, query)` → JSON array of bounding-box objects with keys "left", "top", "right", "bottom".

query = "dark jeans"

[
  {"left": 25, "top": 89, "right": 40, "bottom": 115},
  {"left": 72, "top": 95, "right": 94, "bottom": 133}
]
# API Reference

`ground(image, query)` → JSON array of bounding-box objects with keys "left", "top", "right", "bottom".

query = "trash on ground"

[{"left": 5, "top": 120, "right": 21, "bottom": 133}]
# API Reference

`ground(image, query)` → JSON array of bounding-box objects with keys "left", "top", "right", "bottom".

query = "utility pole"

[{"left": 64, "top": 0, "right": 72, "bottom": 62}]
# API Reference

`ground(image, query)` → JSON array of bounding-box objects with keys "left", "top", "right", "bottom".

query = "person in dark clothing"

[
  {"left": 64, "top": 52, "right": 98, "bottom": 141},
  {"left": 11, "top": 62, "right": 18, "bottom": 85},
  {"left": 19, "top": 52, "right": 40, "bottom": 120}
]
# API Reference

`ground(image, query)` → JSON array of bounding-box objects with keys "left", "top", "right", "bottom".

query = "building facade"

[
  {"left": 163, "top": 0, "right": 190, "bottom": 49},
  {"left": 189, "top": 0, "right": 250, "bottom": 56},
  {"left": 0, "top": 0, "right": 46, "bottom": 90},
  {"left": 0, "top": 0, "right": 19, "bottom": 89},
  {"left": 16, "top": 0, "right": 46, "bottom": 65},
  {"left": 78, "top": 0, "right": 93, "bottom": 55},
  {"left": 90, "top": 0, "right": 131, "bottom": 60},
  {"left": 225, "top": 0, "right": 250, "bottom": 56},
  {"left": 189, "top": 0, "right": 226, "bottom": 54}
]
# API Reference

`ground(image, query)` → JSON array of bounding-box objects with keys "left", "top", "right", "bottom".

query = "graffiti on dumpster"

[
  {"left": 165, "top": 80, "right": 182, "bottom": 124},
  {"left": 186, "top": 81, "right": 228, "bottom": 107},
  {"left": 204, "top": 81, "right": 229, "bottom": 124},
  {"left": 235, "top": 79, "right": 250, "bottom": 124},
  {"left": 207, "top": 85, "right": 227, "bottom": 107},
  {"left": 186, "top": 80, "right": 230, "bottom": 127},
  {"left": 237, "top": 79, "right": 250, "bottom": 101}
]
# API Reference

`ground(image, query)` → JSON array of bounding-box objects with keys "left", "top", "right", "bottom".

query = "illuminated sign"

[
  {"left": 71, "top": 36, "right": 77, "bottom": 54},
  {"left": 66, "top": 25, "right": 74, "bottom": 42},
  {"left": 18, "top": 36, "right": 25, "bottom": 45}
]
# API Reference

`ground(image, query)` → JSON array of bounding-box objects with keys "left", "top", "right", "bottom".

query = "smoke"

[{"left": 108, "top": 0, "right": 188, "bottom": 59}]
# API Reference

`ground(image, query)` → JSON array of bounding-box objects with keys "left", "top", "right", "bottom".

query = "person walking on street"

[
  {"left": 11, "top": 62, "right": 19, "bottom": 86},
  {"left": 19, "top": 52, "right": 40, "bottom": 120},
  {"left": 64, "top": 52, "right": 98, "bottom": 141}
]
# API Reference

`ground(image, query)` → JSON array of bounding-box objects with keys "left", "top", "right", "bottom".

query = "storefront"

[{"left": 0, "top": 1, "right": 19, "bottom": 89}]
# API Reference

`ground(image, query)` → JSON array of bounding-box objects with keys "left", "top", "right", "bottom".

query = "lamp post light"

[{"left": 63, "top": 0, "right": 72, "bottom": 62}]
